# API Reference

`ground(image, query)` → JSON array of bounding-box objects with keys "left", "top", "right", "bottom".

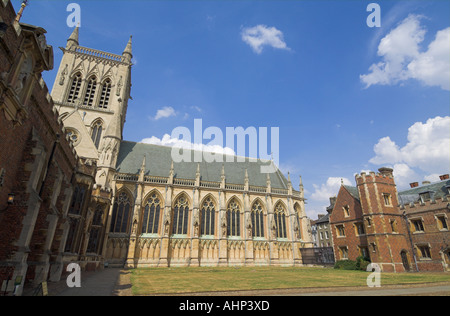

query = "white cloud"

[
  {"left": 391, "top": 163, "right": 420, "bottom": 188},
  {"left": 152, "top": 106, "right": 177, "bottom": 120},
  {"left": 141, "top": 134, "right": 236, "bottom": 155},
  {"left": 369, "top": 116, "right": 450, "bottom": 177},
  {"left": 311, "top": 177, "right": 352, "bottom": 202},
  {"left": 361, "top": 14, "right": 450, "bottom": 91},
  {"left": 241, "top": 25, "right": 290, "bottom": 54}
]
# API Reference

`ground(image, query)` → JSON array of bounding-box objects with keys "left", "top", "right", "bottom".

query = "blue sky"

[{"left": 14, "top": 0, "right": 450, "bottom": 218}]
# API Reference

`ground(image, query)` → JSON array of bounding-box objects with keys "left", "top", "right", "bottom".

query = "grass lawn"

[{"left": 130, "top": 266, "right": 450, "bottom": 295}]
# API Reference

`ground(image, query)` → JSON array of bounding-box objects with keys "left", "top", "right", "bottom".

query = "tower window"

[
  {"left": 91, "top": 120, "right": 103, "bottom": 149},
  {"left": 99, "top": 79, "right": 111, "bottom": 108},
  {"left": 83, "top": 76, "right": 97, "bottom": 106},
  {"left": 67, "top": 73, "right": 82, "bottom": 103}
]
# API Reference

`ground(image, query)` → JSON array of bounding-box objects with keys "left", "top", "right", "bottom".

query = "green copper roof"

[{"left": 116, "top": 141, "right": 289, "bottom": 189}]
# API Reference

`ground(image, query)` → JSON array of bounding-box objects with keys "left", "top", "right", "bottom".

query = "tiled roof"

[{"left": 116, "top": 141, "right": 290, "bottom": 189}]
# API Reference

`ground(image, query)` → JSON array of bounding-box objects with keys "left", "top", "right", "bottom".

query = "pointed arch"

[
  {"left": 274, "top": 200, "right": 287, "bottom": 239},
  {"left": 67, "top": 72, "right": 82, "bottom": 103},
  {"left": 99, "top": 78, "right": 112, "bottom": 108},
  {"left": 90, "top": 118, "right": 103, "bottom": 149},
  {"left": 141, "top": 190, "right": 163, "bottom": 235},
  {"left": 83, "top": 75, "right": 97, "bottom": 106},
  {"left": 110, "top": 190, "right": 133, "bottom": 234},
  {"left": 251, "top": 198, "right": 265, "bottom": 238},
  {"left": 200, "top": 194, "right": 217, "bottom": 236},
  {"left": 226, "top": 196, "right": 242, "bottom": 237},
  {"left": 172, "top": 192, "right": 190, "bottom": 235}
]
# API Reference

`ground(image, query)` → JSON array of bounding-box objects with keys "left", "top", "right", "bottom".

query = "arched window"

[
  {"left": 83, "top": 76, "right": 97, "bottom": 106},
  {"left": 201, "top": 197, "right": 215, "bottom": 236},
  {"left": 142, "top": 193, "right": 161, "bottom": 234},
  {"left": 91, "top": 120, "right": 102, "bottom": 149},
  {"left": 67, "top": 73, "right": 82, "bottom": 103},
  {"left": 251, "top": 200, "right": 264, "bottom": 238},
  {"left": 110, "top": 192, "right": 132, "bottom": 233},
  {"left": 172, "top": 195, "right": 189, "bottom": 235},
  {"left": 227, "top": 199, "right": 240, "bottom": 237},
  {"left": 99, "top": 79, "right": 112, "bottom": 108},
  {"left": 274, "top": 203, "right": 287, "bottom": 239}
]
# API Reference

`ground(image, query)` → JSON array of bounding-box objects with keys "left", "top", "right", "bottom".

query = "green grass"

[{"left": 130, "top": 266, "right": 450, "bottom": 295}]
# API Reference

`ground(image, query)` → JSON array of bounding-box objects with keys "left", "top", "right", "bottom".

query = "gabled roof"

[
  {"left": 343, "top": 185, "right": 360, "bottom": 201},
  {"left": 116, "top": 141, "right": 289, "bottom": 189}
]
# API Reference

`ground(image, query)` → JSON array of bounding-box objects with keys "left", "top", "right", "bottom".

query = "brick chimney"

[
  {"left": 410, "top": 182, "right": 419, "bottom": 188},
  {"left": 439, "top": 174, "right": 449, "bottom": 181},
  {"left": 378, "top": 167, "right": 394, "bottom": 177}
]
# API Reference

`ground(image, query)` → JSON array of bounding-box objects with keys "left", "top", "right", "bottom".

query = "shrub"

[
  {"left": 356, "top": 256, "right": 371, "bottom": 271},
  {"left": 334, "top": 260, "right": 357, "bottom": 270}
]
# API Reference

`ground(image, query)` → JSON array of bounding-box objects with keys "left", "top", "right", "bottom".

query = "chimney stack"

[
  {"left": 410, "top": 182, "right": 419, "bottom": 188},
  {"left": 378, "top": 167, "right": 394, "bottom": 177},
  {"left": 439, "top": 174, "right": 449, "bottom": 181}
]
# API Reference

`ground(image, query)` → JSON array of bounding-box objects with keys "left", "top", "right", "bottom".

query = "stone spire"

[
  {"left": 66, "top": 26, "right": 79, "bottom": 49},
  {"left": 138, "top": 155, "right": 146, "bottom": 182},
  {"left": 122, "top": 35, "right": 133, "bottom": 62}
]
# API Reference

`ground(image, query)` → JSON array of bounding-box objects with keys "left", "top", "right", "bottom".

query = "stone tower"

[{"left": 51, "top": 27, "right": 133, "bottom": 189}]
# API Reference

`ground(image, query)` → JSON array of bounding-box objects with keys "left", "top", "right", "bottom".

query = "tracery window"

[
  {"left": 251, "top": 200, "right": 264, "bottom": 238},
  {"left": 83, "top": 76, "right": 97, "bottom": 106},
  {"left": 172, "top": 195, "right": 189, "bottom": 235},
  {"left": 227, "top": 199, "right": 240, "bottom": 237},
  {"left": 201, "top": 197, "right": 215, "bottom": 236},
  {"left": 142, "top": 193, "right": 161, "bottom": 234},
  {"left": 67, "top": 73, "right": 82, "bottom": 103},
  {"left": 91, "top": 120, "right": 103, "bottom": 149},
  {"left": 110, "top": 192, "right": 132, "bottom": 233},
  {"left": 99, "top": 79, "right": 111, "bottom": 108},
  {"left": 274, "top": 203, "right": 287, "bottom": 239},
  {"left": 87, "top": 204, "right": 105, "bottom": 253}
]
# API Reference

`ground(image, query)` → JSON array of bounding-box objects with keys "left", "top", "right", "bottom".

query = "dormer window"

[{"left": 419, "top": 192, "right": 431, "bottom": 203}]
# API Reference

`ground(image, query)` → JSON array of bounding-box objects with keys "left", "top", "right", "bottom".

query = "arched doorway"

[{"left": 400, "top": 250, "right": 410, "bottom": 272}]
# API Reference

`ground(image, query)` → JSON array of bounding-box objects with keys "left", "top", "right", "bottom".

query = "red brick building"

[
  {"left": 330, "top": 168, "right": 450, "bottom": 272},
  {"left": 0, "top": 1, "right": 99, "bottom": 295}
]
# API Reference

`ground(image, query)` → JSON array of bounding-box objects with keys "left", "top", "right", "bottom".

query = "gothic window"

[
  {"left": 274, "top": 203, "right": 287, "bottom": 239},
  {"left": 91, "top": 120, "right": 103, "bottom": 149},
  {"left": 66, "top": 128, "right": 80, "bottom": 146},
  {"left": 142, "top": 193, "right": 161, "bottom": 234},
  {"left": 251, "top": 200, "right": 264, "bottom": 238},
  {"left": 83, "top": 76, "right": 97, "bottom": 106},
  {"left": 68, "top": 185, "right": 87, "bottom": 215},
  {"left": 87, "top": 204, "right": 104, "bottom": 253},
  {"left": 67, "top": 73, "right": 81, "bottom": 103},
  {"left": 65, "top": 217, "right": 80, "bottom": 253},
  {"left": 201, "top": 197, "right": 215, "bottom": 236},
  {"left": 99, "top": 79, "right": 112, "bottom": 108},
  {"left": 172, "top": 195, "right": 189, "bottom": 235},
  {"left": 110, "top": 192, "right": 132, "bottom": 234},
  {"left": 227, "top": 199, "right": 240, "bottom": 237}
]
